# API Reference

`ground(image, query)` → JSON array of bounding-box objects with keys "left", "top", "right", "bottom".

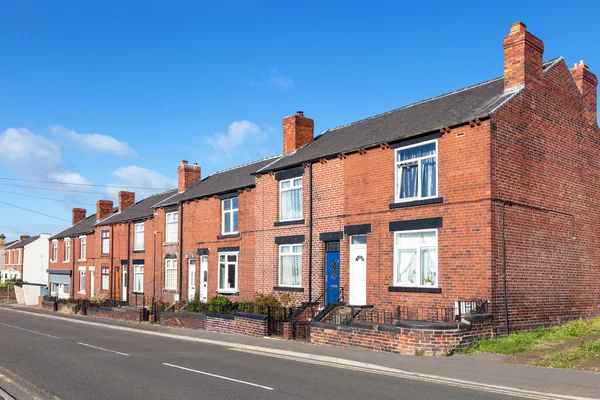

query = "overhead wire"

[
  {"left": 0, "top": 189, "right": 96, "bottom": 207},
  {"left": 0, "top": 200, "right": 71, "bottom": 222},
  {"left": 0, "top": 177, "right": 172, "bottom": 191}
]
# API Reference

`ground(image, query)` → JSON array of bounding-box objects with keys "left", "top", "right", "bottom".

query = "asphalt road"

[{"left": 0, "top": 309, "right": 529, "bottom": 400}]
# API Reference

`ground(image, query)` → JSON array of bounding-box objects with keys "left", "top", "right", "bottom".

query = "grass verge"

[
  {"left": 461, "top": 317, "right": 600, "bottom": 355},
  {"left": 532, "top": 339, "right": 600, "bottom": 369}
]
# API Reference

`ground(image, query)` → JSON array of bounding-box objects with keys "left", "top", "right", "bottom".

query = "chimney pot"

[
  {"left": 71, "top": 208, "right": 87, "bottom": 225},
  {"left": 282, "top": 111, "right": 315, "bottom": 155},
  {"left": 178, "top": 162, "right": 201, "bottom": 192}
]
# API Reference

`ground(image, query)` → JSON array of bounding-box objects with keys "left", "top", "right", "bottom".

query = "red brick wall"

[
  {"left": 490, "top": 59, "right": 600, "bottom": 332},
  {"left": 160, "top": 312, "right": 268, "bottom": 337}
]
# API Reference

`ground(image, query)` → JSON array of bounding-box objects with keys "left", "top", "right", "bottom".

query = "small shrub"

[
  {"left": 253, "top": 293, "right": 281, "bottom": 308},
  {"left": 278, "top": 292, "right": 294, "bottom": 307},
  {"left": 187, "top": 299, "right": 205, "bottom": 313},
  {"left": 207, "top": 296, "right": 233, "bottom": 314},
  {"left": 236, "top": 300, "right": 254, "bottom": 313}
]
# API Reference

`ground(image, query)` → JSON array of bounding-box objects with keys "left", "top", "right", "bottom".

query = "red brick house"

[{"left": 252, "top": 22, "right": 599, "bottom": 333}]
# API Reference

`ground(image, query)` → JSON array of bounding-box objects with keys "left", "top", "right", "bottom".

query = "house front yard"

[{"left": 462, "top": 317, "right": 600, "bottom": 372}]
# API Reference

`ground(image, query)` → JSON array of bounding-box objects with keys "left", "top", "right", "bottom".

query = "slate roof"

[
  {"left": 98, "top": 190, "right": 178, "bottom": 225},
  {"left": 5, "top": 235, "right": 41, "bottom": 249},
  {"left": 3, "top": 240, "right": 17, "bottom": 249},
  {"left": 156, "top": 157, "right": 281, "bottom": 207},
  {"left": 259, "top": 59, "right": 561, "bottom": 173},
  {"left": 51, "top": 214, "right": 98, "bottom": 240}
]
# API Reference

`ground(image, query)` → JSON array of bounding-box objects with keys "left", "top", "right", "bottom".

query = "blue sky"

[{"left": 0, "top": 1, "right": 598, "bottom": 240}]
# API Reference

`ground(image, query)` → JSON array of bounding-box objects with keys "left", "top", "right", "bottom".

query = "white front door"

[
  {"left": 89, "top": 267, "right": 95, "bottom": 297},
  {"left": 200, "top": 256, "right": 208, "bottom": 302},
  {"left": 188, "top": 259, "right": 196, "bottom": 301},
  {"left": 122, "top": 266, "right": 128, "bottom": 302},
  {"left": 349, "top": 235, "right": 367, "bottom": 305}
]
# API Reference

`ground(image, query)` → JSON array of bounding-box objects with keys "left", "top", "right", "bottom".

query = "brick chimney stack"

[
  {"left": 282, "top": 111, "right": 314, "bottom": 155},
  {"left": 72, "top": 208, "right": 87, "bottom": 225},
  {"left": 96, "top": 200, "right": 114, "bottom": 221},
  {"left": 503, "top": 22, "right": 544, "bottom": 92},
  {"left": 0, "top": 234, "right": 5, "bottom": 247},
  {"left": 571, "top": 61, "right": 598, "bottom": 126},
  {"left": 20, "top": 235, "right": 30, "bottom": 241},
  {"left": 178, "top": 160, "right": 201, "bottom": 193},
  {"left": 118, "top": 191, "right": 136, "bottom": 212}
]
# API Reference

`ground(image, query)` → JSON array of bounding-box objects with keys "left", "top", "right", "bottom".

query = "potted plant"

[{"left": 423, "top": 277, "right": 435, "bottom": 286}]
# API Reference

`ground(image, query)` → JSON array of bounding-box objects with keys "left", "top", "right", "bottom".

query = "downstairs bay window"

[{"left": 394, "top": 230, "right": 438, "bottom": 287}]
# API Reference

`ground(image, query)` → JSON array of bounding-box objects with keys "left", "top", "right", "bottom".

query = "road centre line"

[
  {"left": 77, "top": 342, "right": 130, "bottom": 356},
  {"left": 162, "top": 363, "right": 274, "bottom": 391},
  {"left": 0, "top": 322, "right": 59, "bottom": 339}
]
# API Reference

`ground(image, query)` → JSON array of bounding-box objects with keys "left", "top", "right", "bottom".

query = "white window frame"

[
  {"left": 7, "top": 249, "right": 11, "bottom": 265},
  {"left": 101, "top": 267, "right": 110, "bottom": 291},
  {"left": 221, "top": 198, "right": 239, "bottom": 235},
  {"left": 78, "top": 267, "right": 86, "bottom": 294},
  {"left": 64, "top": 239, "right": 71, "bottom": 262},
  {"left": 393, "top": 228, "right": 438, "bottom": 287},
  {"left": 101, "top": 231, "right": 110, "bottom": 254},
  {"left": 51, "top": 240, "right": 58, "bottom": 262},
  {"left": 134, "top": 222, "right": 144, "bottom": 251},
  {"left": 79, "top": 236, "right": 87, "bottom": 260},
  {"left": 164, "top": 258, "right": 177, "bottom": 291},
  {"left": 17, "top": 249, "right": 21, "bottom": 264},
  {"left": 217, "top": 252, "right": 238, "bottom": 293},
  {"left": 278, "top": 244, "right": 303, "bottom": 288},
  {"left": 279, "top": 177, "right": 303, "bottom": 222},
  {"left": 394, "top": 139, "right": 438, "bottom": 203},
  {"left": 133, "top": 264, "right": 144, "bottom": 293},
  {"left": 166, "top": 212, "right": 178, "bottom": 243}
]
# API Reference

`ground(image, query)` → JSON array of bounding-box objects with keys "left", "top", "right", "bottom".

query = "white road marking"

[
  {"left": 77, "top": 342, "right": 130, "bottom": 356},
  {"left": 162, "top": 362, "right": 274, "bottom": 390},
  {"left": 1, "top": 307, "right": 597, "bottom": 400},
  {"left": 0, "top": 322, "right": 59, "bottom": 339}
]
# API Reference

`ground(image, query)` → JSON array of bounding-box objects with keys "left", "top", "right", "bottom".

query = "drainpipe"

[
  {"left": 502, "top": 202, "right": 510, "bottom": 336},
  {"left": 308, "top": 163, "right": 314, "bottom": 302},
  {"left": 153, "top": 231, "right": 157, "bottom": 299},
  {"left": 127, "top": 221, "right": 131, "bottom": 305},
  {"left": 110, "top": 225, "right": 114, "bottom": 299},
  {"left": 178, "top": 202, "right": 184, "bottom": 302}
]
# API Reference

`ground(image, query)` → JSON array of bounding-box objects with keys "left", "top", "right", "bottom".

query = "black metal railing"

[{"left": 456, "top": 299, "right": 490, "bottom": 321}]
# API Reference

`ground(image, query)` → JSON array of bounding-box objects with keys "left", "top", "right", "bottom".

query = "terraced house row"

[{"left": 48, "top": 23, "right": 600, "bottom": 338}]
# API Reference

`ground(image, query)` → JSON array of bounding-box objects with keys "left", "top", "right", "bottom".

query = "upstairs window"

[
  {"left": 101, "top": 231, "right": 110, "bottom": 254},
  {"left": 51, "top": 241, "right": 58, "bottom": 262},
  {"left": 134, "top": 222, "right": 144, "bottom": 251},
  {"left": 280, "top": 178, "right": 303, "bottom": 221},
  {"left": 166, "top": 212, "right": 178, "bottom": 243},
  {"left": 395, "top": 140, "right": 437, "bottom": 202},
  {"left": 17, "top": 249, "right": 21, "bottom": 264},
  {"left": 64, "top": 239, "right": 71, "bottom": 262},
  {"left": 222, "top": 198, "right": 238, "bottom": 235},
  {"left": 80, "top": 236, "right": 87, "bottom": 260}
]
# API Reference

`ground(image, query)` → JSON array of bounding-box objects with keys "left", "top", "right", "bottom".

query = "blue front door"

[{"left": 325, "top": 248, "right": 341, "bottom": 305}]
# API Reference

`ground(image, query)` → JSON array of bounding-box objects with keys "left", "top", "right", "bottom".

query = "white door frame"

[
  {"left": 188, "top": 259, "right": 197, "bottom": 301},
  {"left": 349, "top": 235, "right": 367, "bottom": 306},
  {"left": 122, "top": 265, "right": 128, "bottom": 302},
  {"left": 200, "top": 256, "right": 208, "bottom": 302},
  {"left": 89, "top": 267, "right": 95, "bottom": 298}
]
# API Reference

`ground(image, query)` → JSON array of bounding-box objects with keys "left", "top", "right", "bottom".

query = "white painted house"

[{"left": 11, "top": 234, "right": 51, "bottom": 305}]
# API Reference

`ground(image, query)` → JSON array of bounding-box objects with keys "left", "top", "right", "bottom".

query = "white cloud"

[
  {"left": 204, "top": 120, "right": 270, "bottom": 161},
  {"left": 52, "top": 125, "right": 138, "bottom": 157},
  {"left": 108, "top": 165, "right": 176, "bottom": 197},
  {"left": 268, "top": 68, "right": 294, "bottom": 91},
  {"left": 0, "top": 128, "right": 62, "bottom": 176},
  {"left": 49, "top": 172, "right": 90, "bottom": 186}
]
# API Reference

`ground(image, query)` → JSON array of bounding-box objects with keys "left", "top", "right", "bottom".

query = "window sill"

[
  {"left": 162, "top": 289, "right": 178, "bottom": 293},
  {"left": 163, "top": 242, "right": 179, "bottom": 246},
  {"left": 274, "top": 219, "right": 305, "bottom": 227},
  {"left": 78, "top": 291, "right": 86, "bottom": 295},
  {"left": 388, "top": 286, "right": 442, "bottom": 294},
  {"left": 389, "top": 197, "right": 443, "bottom": 209},
  {"left": 133, "top": 250, "right": 145, "bottom": 253},
  {"left": 216, "top": 290, "right": 239, "bottom": 296},
  {"left": 63, "top": 261, "right": 71, "bottom": 263},
  {"left": 274, "top": 286, "right": 304, "bottom": 292},
  {"left": 217, "top": 233, "right": 240, "bottom": 240},
  {"left": 78, "top": 259, "right": 86, "bottom": 262},
  {"left": 132, "top": 291, "right": 144, "bottom": 295}
]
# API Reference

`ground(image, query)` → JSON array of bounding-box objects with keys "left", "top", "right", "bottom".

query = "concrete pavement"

[{"left": 0, "top": 305, "right": 598, "bottom": 400}]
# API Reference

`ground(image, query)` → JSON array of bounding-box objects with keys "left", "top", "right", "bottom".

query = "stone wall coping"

[
  {"left": 233, "top": 311, "right": 267, "bottom": 321},
  {"left": 313, "top": 319, "right": 472, "bottom": 332},
  {"left": 462, "top": 313, "right": 494, "bottom": 323},
  {"left": 205, "top": 312, "right": 234, "bottom": 320},
  {"left": 396, "top": 320, "right": 463, "bottom": 330},
  {"left": 178, "top": 311, "right": 206, "bottom": 320}
]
